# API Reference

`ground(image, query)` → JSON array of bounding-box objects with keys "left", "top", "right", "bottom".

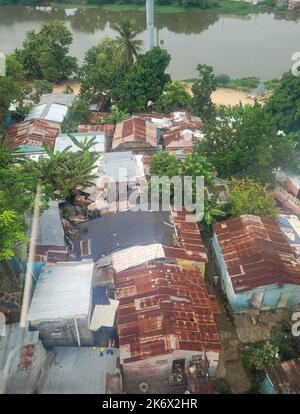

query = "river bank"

[{"left": 53, "top": 79, "right": 259, "bottom": 107}]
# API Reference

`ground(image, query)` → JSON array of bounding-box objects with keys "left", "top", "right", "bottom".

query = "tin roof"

[
  {"left": 265, "top": 359, "right": 300, "bottom": 394},
  {"left": 7, "top": 119, "right": 60, "bottom": 149},
  {"left": 25, "top": 93, "right": 75, "bottom": 123},
  {"left": 116, "top": 263, "right": 221, "bottom": 364},
  {"left": 162, "top": 123, "right": 204, "bottom": 153},
  {"left": 78, "top": 124, "right": 115, "bottom": 138},
  {"left": 27, "top": 261, "right": 94, "bottom": 323},
  {"left": 54, "top": 132, "right": 106, "bottom": 153},
  {"left": 112, "top": 116, "right": 157, "bottom": 150},
  {"left": 214, "top": 215, "right": 300, "bottom": 293}
]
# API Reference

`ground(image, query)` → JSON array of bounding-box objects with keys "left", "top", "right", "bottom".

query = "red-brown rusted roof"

[
  {"left": 265, "top": 359, "right": 300, "bottom": 394},
  {"left": 78, "top": 123, "right": 115, "bottom": 138},
  {"left": 162, "top": 122, "right": 203, "bottom": 150},
  {"left": 165, "top": 208, "right": 208, "bottom": 263},
  {"left": 112, "top": 116, "right": 157, "bottom": 150},
  {"left": 214, "top": 215, "right": 300, "bottom": 293},
  {"left": 115, "top": 263, "right": 221, "bottom": 364},
  {"left": 7, "top": 119, "right": 60, "bottom": 148}
]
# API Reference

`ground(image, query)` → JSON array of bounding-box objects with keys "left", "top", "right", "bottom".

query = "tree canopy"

[
  {"left": 15, "top": 20, "right": 77, "bottom": 82},
  {"left": 228, "top": 178, "right": 279, "bottom": 219},
  {"left": 197, "top": 103, "right": 299, "bottom": 183},
  {"left": 157, "top": 81, "right": 191, "bottom": 112},
  {"left": 266, "top": 70, "right": 300, "bottom": 133},
  {"left": 191, "top": 63, "right": 217, "bottom": 121}
]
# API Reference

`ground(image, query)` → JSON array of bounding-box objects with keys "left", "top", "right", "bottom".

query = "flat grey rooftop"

[{"left": 38, "top": 347, "right": 119, "bottom": 394}]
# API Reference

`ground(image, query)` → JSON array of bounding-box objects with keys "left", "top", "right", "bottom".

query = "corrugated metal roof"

[
  {"left": 78, "top": 123, "right": 115, "bottom": 138},
  {"left": 89, "top": 299, "right": 119, "bottom": 331},
  {"left": 35, "top": 201, "right": 65, "bottom": 246},
  {"left": 265, "top": 359, "right": 300, "bottom": 394},
  {"left": 112, "top": 244, "right": 165, "bottom": 273},
  {"left": 162, "top": 122, "right": 204, "bottom": 154},
  {"left": 214, "top": 215, "right": 300, "bottom": 293},
  {"left": 115, "top": 263, "right": 221, "bottom": 364},
  {"left": 113, "top": 116, "right": 157, "bottom": 150},
  {"left": 7, "top": 119, "right": 60, "bottom": 149},
  {"left": 54, "top": 132, "right": 106, "bottom": 153},
  {"left": 27, "top": 261, "right": 94, "bottom": 322},
  {"left": 26, "top": 94, "right": 74, "bottom": 123},
  {"left": 38, "top": 347, "right": 120, "bottom": 394}
]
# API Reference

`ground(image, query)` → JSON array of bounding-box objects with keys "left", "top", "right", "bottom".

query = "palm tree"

[
  {"left": 69, "top": 134, "right": 98, "bottom": 152},
  {"left": 112, "top": 18, "right": 143, "bottom": 70},
  {"left": 105, "top": 108, "right": 129, "bottom": 124}
]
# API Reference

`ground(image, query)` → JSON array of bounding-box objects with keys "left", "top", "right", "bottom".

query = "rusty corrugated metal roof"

[
  {"left": 115, "top": 262, "right": 221, "bottom": 364},
  {"left": 78, "top": 123, "right": 115, "bottom": 138},
  {"left": 7, "top": 119, "right": 60, "bottom": 149},
  {"left": 214, "top": 215, "right": 300, "bottom": 293},
  {"left": 162, "top": 122, "right": 204, "bottom": 151},
  {"left": 266, "top": 359, "right": 300, "bottom": 394},
  {"left": 112, "top": 116, "right": 157, "bottom": 150}
]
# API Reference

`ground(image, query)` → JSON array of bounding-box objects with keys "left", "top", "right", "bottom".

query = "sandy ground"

[
  {"left": 211, "top": 87, "right": 256, "bottom": 107},
  {"left": 53, "top": 80, "right": 81, "bottom": 95}
]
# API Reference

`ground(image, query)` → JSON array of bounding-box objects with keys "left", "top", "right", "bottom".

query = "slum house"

[
  {"left": 278, "top": 214, "right": 300, "bottom": 259},
  {"left": 261, "top": 358, "right": 300, "bottom": 394},
  {"left": 275, "top": 169, "right": 300, "bottom": 214},
  {"left": 26, "top": 201, "right": 68, "bottom": 274},
  {"left": 27, "top": 261, "right": 96, "bottom": 347},
  {"left": 212, "top": 215, "right": 300, "bottom": 312},
  {"left": 25, "top": 93, "right": 75, "bottom": 124},
  {"left": 161, "top": 122, "right": 204, "bottom": 157},
  {"left": 0, "top": 324, "right": 49, "bottom": 394},
  {"left": 115, "top": 262, "right": 220, "bottom": 394},
  {"left": 7, "top": 119, "right": 60, "bottom": 152},
  {"left": 0, "top": 324, "right": 121, "bottom": 394},
  {"left": 112, "top": 116, "right": 158, "bottom": 153},
  {"left": 54, "top": 131, "right": 107, "bottom": 153},
  {"left": 83, "top": 151, "right": 146, "bottom": 214}
]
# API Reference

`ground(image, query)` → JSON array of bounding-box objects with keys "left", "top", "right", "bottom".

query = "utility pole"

[{"left": 146, "top": 0, "right": 154, "bottom": 51}]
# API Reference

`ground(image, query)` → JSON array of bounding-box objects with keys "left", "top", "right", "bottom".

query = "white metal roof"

[
  {"left": 89, "top": 299, "right": 119, "bottom": 331},
  {"left": 27, "top": 261, "right": 94, "bottom": 323},
  {"left": 54, "top": 132, "right": 106, "bottom": 153},
  {"left": 25, "top": 104, "right": 46, "bottom": 121},
  {"left": 112, "top": 243, "right": 165, "bottom": 273},
  {"left": 44, "top": 103, "right": 68, "bottom": 123}
]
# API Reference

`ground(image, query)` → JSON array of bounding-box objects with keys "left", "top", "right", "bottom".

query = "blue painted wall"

[
  {"left": 261, "top": 375, "right": 277, "bottom": 394},
  {"left": 212, "top": 233, "right": 300, "bottom": 312}
]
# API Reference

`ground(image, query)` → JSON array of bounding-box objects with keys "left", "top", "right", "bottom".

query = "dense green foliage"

[
  {"left": 15, "top": 20, "right": 77, "bottom": 82},
  {"left": 191, "top": 64, "right": 216, "bottom": 121},
  {"left": 216, "top": 74, "right": 260, "bottom": 91},
  {"left": 197, "top": 103, "right": 299, "bottom": 183},
  {"left": 157, "top": 81, "right": 191, "bottom": 112},
  {"left": 37, "top": 138, "right": 100, "bottom": 200},
  {"left": 228, "top": 178, "right": 279, "bottom": 219},
  {"left": 61, "top": 98, "right": 91, "bottom": 133},
  {"left": 0, "top": 55, "right": 28, "bottom": 115},
  {"left": 266, "top": 70, "right": 300, "bottom": 133}
]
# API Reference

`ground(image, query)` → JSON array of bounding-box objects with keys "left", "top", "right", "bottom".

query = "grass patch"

[
  {"left": 216, "top": 74, "right": 260, "bottom": 91},
  {"left": 213, "top": 0, "right": 260, "bottom": 14},
  {"left": 102, "top": 4, "right": 185, "bottom": 13}
]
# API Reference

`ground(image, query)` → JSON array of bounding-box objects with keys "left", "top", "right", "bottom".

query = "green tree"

[
  {"left": 15, "top": 20, "right": 77, "bottom": 82},
  {"left": 105, "top": 107, "right": 129, "bottom": 124},
  {"left": 0, "top": 55, "right": 28, "bottom": 116},
  {"left": 114, "top": 47, "right": 171, "bottom": 113},
  {"left": 150, "top": 151, "right": 182, "bottom": 178},
  {"left": 61, "top": 98, "right": 91, "bottom": 133},
  {"left": 191, "top": 63, "right": 217, "bottom": 121},
  {"left": 38, "top": 140, "right": 99, "bottom": 200},
  {"left": 244, "top": 341, "right": 280, "bottom": 372},
  {"left": 80, "top": 38, "right": 124, "bottom": 106},
  {"left": 157, "top": 81, "right": 191, "bottom": 112},
  {"left": 228, "top": 178, "right": 279, "bottom": 219},
  {"left": 31, "top": 79, "right": 53, "bottom": 104},
  {"left": 266, "top": 70, "right": 300, "bottom": 132},
  {"left": 197, "top": 103, "right": 299, "bottom": 183},
  {"left": 112, "top": 18, "right": 143, "bottom": 71}
]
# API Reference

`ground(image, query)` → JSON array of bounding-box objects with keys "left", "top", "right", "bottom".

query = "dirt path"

[{"left": 205, "top": 241, "right": 252, "bottom": 394}]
